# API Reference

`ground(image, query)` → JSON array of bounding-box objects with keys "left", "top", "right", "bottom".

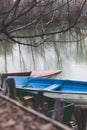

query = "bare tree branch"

[{"left": 0, "top": 0, "right": 87, "bottom": 46}]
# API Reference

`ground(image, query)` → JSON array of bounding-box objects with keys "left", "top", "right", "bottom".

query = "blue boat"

[{"left": 6, "top": 76, "right": 87, "bottom": 104}]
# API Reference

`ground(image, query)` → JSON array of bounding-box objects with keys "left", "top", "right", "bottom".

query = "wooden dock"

[{"left": 0, "top": 94, "right": 72, "bottom": 130}]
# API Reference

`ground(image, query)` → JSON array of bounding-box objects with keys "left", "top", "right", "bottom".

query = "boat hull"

[
  {"left": 16, "top": 88, "right": 87, "bottom": 105},
  {"left": 11, "top": 76, "right": 87, "bottom": 105},
  {"left": 2, "top": 70, "right": 62, "bottom": 77}
]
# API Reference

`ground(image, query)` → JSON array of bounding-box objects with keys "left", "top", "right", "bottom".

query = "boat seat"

[{"left": 44, "top": 84, "right": 61, "bottom": 91}]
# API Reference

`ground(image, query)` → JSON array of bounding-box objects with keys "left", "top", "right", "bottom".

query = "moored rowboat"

[
  {"left": 0, "top": 76, "right": 74, "bottom": 124},
  {"left": 1, "top": 70, "right": 62, "bottom": 77},
  {"left": 5, "top": 76, "right": 87, "bottom": 105}
]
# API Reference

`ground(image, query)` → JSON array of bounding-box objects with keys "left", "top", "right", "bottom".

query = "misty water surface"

[{"left": 0, "top": 29, "right": 87, "bottom": 81}]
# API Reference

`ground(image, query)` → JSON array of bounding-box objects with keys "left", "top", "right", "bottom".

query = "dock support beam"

[
  {"left": 1, "top": 77, "right": 17, "bottom": 100},
  {"left": 74, "top": 105, "right": 87, "bottom": 130},
  {"left": 35, "top": 91, "right": 47, "bottom": 114},
  {"left": 52, "top": 99, "right": 64, "bottom": 122}
]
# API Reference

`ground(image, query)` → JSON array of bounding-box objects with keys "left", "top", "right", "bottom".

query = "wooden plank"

[
  {"left": 0, "top": 95, "right": 72, "bottom": 130},
  {"left": 5, "top": 78, "right": 17, "bottom": 100},
  {"left": 34, "top": 91, "right": 45, "bottom": 114},
  {"left": 73, "top": 105, "right": 87, "bottom": 130},
  {"left": 52, "top": 99, "right": 64, "bottom": 122}
]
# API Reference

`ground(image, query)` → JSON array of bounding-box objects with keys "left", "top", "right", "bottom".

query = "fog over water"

[{"left": 0, "top": 30, "right": 87, "bottom": 81}]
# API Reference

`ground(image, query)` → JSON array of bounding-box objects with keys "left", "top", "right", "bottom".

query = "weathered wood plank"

[
  {"left": 52, "top": 99, "right": 64, "bottom": 122},
  {"left": 0, "top": 95, "right": 72, "bottom": 130},
  {"left": 73, "top": 105, "right": 87, "bottom": 130}
]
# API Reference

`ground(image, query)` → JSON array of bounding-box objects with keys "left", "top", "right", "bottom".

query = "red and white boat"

[{"left": 2, "top": 70, "right": 62, "bottom": 78}]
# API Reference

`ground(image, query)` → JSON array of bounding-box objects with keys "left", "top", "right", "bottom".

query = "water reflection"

[{"left": 0, "top": 30, "right": 87, "bottom": 81}]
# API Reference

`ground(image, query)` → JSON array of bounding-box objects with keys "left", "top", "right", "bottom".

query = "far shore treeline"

[{"left": 0, "top": 0, "right": 87, "bottom": 25}]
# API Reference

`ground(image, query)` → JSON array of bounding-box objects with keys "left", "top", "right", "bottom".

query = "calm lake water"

[{"left": 0, "top": 30, "right": 87, "bottom": 81}]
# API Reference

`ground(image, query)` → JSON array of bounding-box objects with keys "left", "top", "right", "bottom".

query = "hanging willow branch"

[{"left": 0, "top": 0, "right": 87, "bottom": 46}]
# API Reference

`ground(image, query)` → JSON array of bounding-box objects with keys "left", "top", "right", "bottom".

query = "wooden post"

[
  {"left": 52, "top": 98, "right": 64, "bottom": 122},
  {"left": 0, "top": 74, "right": 7, "bottom": 88},
  {"left": 34, "top": 91, "right": 46, "bottom": 114},
  {"left": 5, "top": 78, "right": 17, "bottom": 100},
  {"left": 73, "top": 104, "right": 87, "bottom": 130}
]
